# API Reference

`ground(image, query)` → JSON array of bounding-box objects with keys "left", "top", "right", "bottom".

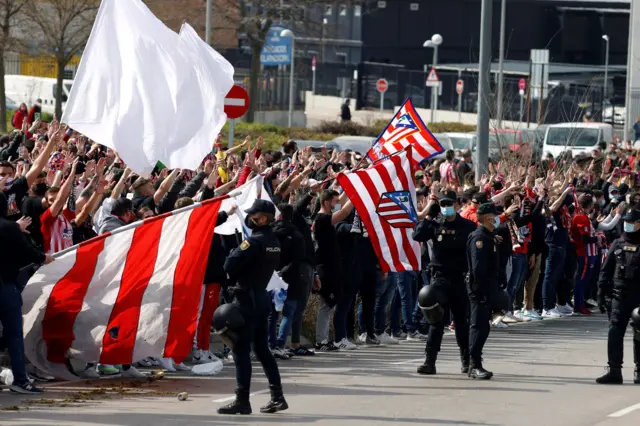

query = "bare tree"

[
  {"left": 0, "top": 0, "right": 28, "bottom": 131},
  {"left": 27, "top": 0, "right": 97, "bottom": 118}
]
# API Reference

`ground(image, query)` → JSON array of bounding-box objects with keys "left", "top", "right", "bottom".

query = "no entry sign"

[
  {"left": 224, "top": 85, "right": 250, "bottom": 119},
  {"left": 518, "top": 78, "right": 527, "bottom": 92},
  {"left": 456, "top": 79, "right": 464, "bottom": 94},
  {"left": 376, "top": 79, "right": 388, "bottom": 93}
]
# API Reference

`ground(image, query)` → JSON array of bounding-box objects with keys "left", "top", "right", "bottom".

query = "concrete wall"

[
  {"left": 253, "top": 110, "right": 307, "bottom": 128},
  {"left": 304, "top": 92, "right": 537, "bottom": 129}
]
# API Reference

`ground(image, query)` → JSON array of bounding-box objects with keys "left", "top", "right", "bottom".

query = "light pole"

[
  {"left": 476, "top": 0, "right": 493, "bottom": 182},
  {"left": 321, "top": 18, "right": 328, "bottom": 63},
  {"left": 423, "top": 34, "right": 443, "bottom": 124},
  {"left": 496, "top": 0, "right": 507, "bottom": 127},
  {"left": 205, "top": 0, "right": 212, "bottom": 45},
  {"left": 281, "top": 29, "right": 295, "bottom": 127},
  {"left": 602, "top": 34, "right": 610, "bottom": 101}
]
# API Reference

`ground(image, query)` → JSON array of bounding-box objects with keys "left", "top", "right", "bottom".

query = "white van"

[
  {"left": 4, "top": 75, "right": 73, "bottom": 114},
  {"left": 542, "top": 122, "right": 614, "bottom": 158}
]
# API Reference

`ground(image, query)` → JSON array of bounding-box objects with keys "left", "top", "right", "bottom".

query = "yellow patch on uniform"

[
  {"left": 240, "top": 240, "right": 251, "bottom": 250},
  {"left": 476, "top": 240, "right": 483, "bottom": 249},
  {"left": 623, "top": 245, "right": 638, "bottom": 252}
]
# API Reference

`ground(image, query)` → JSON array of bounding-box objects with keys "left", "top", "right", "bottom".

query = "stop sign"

[
  {"left": 518, "top": 78, "right": 527, "bottom": 91},
  {"left": 224, "top": 85, "right": 250, "bottom": 119},
  {"left": 456, "top": 79, "right": 464, "bottom": 94},
  {"left": 376, "top": 79, "right": 388, "bottom": 93}
]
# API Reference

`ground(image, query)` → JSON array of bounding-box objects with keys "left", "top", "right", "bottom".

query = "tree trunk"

[
  {"left": 55, "top": 58, "right": 65, "bottom": 119},
  {"left": 0, "top": 53, "right": 7, "bottom": 133},
  {"left": 246, "top": 42, "right": 262, "bottom": 123}
]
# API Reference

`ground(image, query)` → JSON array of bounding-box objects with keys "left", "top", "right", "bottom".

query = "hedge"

[{"left": 5, "top": 110, "right": 54, "bottom": 131}]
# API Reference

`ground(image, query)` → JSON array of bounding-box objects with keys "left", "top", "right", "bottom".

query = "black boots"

[
  {"left": 596, "top": 367, "right": 623, "bottom": 384},
  {"left": 460, "top": 349, "right": 470, "bottom": 374},
  {"left": 468, "top": 361, "right": 493, "bottom": 380},
  {"left": 217, "top": 393, "right": 252, "bottom": 415},
  {"left": 260, "top": 385, "right": 289, "bottom": 414},
  {"left": 417, "top": 350, "right": 437, "bottom": 375}
]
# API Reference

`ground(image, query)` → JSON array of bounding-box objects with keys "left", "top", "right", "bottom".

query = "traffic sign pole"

[
  {"left": 380, "top": 91, "right": 384, "bottom": 113},
  {"left": 456, "top": 72, "right": 463, "bottom": 122},
  {"left": 229, "top": 119, "right": 235, "bottom": 147},
  {"left": 376, "top": 78, "right": 388, "bottom": 113}
]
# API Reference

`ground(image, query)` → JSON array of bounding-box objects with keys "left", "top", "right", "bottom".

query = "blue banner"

[{"left": 260, "top": 25, "right": 292, "bottom": 66}]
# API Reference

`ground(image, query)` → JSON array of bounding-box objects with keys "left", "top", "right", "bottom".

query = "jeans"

[
  {"left": 0, "top": 283, "right": 28, "bottom": 385},
  {"left": 506, "top": 253, "right": 528, "bottom": 311},
  {"left": 371, "top": 272, "right": 395, "bottom": 334},
  {"left": 542, "top": 245, "right": 566, "bottom": 311},
  {"left": 389, "top": 271, "right": 418, "bottom": 334},
  {"left": 315, "top": 296, "right": 335, "bottom": 344},
  {"left": 574, "top": 255, "right": 597, "bottom": 310},
  {"left": 266, "top": 298, "right": 298, "bottom": 349}
]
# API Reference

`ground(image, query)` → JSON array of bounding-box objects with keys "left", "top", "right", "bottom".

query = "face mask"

[
  {"left": 600, "top": 199, "right": 606, "bottom": 207},
  {"left": 3, "top": 177, "right": 14, "bottom": 189},
  {"left": 441, "top": 206, "right": 455, "bottom": 217},
  {"left": 245, "top": 215, "right": 258, "bottom": 230},
  {"left": 493, "top": 216, "right": 501, "bottom": 228},
  {"left": 624, "top": 221, "right": 637, "bottom": 233},
  {"left": 611, "top": 155, "right": 618, "bottom": 160},
  {"left": 332, "top": 203, "right": 341, "bottom": 213}
]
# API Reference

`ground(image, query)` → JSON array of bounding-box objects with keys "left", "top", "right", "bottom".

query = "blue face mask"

[
  {"left": 624, "top": 221, "right": 637, "bottom": 233},
  {"left": 600, "top": 199, "right": 606, "bottom": 207},
  {"left": 493, "top": 216, "right": 501, "bottom": 228},
  {"left": 442, "top": 206, "right": 455, "bottom": 217}
]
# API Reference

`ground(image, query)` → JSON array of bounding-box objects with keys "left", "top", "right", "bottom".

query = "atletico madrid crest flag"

[
  {"left": 337, "top": 148, "right": 421, "bottom": 272},
  {"left": 368, "top": 98, "right": 443, "bottom": 165},
  {"left": 21, "top": 197, "right": 224, "bottom": 380}
]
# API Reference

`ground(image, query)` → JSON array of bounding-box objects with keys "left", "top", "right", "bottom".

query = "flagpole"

[{"left": 50, "top": 193, "right": 238, "bottom": 260}]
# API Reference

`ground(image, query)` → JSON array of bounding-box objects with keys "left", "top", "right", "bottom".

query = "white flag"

[{"left": 61, "top": 0, "right": 234, "bottom": 175}]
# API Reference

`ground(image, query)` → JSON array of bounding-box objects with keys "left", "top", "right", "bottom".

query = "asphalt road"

[{"left": 2, "top": 314, "right": 640, "bottom": 426}]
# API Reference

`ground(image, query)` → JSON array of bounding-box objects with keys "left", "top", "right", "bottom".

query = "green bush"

[{"left": 5, "top": 109, "right": 54, "bottom": 131}]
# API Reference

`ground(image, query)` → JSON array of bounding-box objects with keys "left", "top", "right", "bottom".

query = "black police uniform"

[
  {"left": 219, "top": 199, "right": 287, "bottom": 415},
  {"left": 466, "top": 203, "right": 501, "bottom": 380},
  {"left": 596, "top": 207, "right": 640, "bottom": 384},
  {"left": 413, "top": 203, "right": 476, "bottom": 375}
]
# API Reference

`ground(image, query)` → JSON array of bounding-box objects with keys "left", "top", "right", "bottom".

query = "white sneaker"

[
  {"left": 120, "top": 366, "right": 146, "bottom": 378},
  {"left": 356, "top": 333, "right": 368, "bottom": 345},
  {"left": 513, "top": 311, "right": 531, "bottom": 322},
  {"left": 556, "top": 304, "right": 573, "bottom": 316},
  {"left": 201, "top": 350, "right": 219, "bottom": 364},
  {"left": 160, "top": 358, "right": 177, "bottom": 372},
  {"left": 502, "top": 312, "right": 518, "bottom": 324},
  {"left": 542, "top": 309, "right": 562, "bottom": 319},
  {"left": 136, "top": 357, "right": 153, "bottom": 368},
  {"left": 149, "top": 357, "right": 162, "bottom": 366},
  {"left": 493, "top": 320, "right": 509, "bottom": 328},
  {"left": 523, "top": 309, "right": 543, "bottom": 320},
  {"left": 336, "top": 338, "right": 357, "bottom": 350},
  {"left": 81, "top": 365, "right": 100, "bottom": 379},
  {"left": 491, "top": 315, "right": 506, "bottom": 327},
  {"left": 376, "top": 333, "right": 399, "bottom": 345},
  {"left": 407, "top": 331, "right": 428, "bottom": 341},
  {"left": 174, "top": 362, "right": 192, "bottom": 372}
]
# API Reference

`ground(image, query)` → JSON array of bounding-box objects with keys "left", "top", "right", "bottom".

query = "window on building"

[
  {"left": 377, "top": 1, "right": 386, "bottom": 8},
  {"left": 410, "top": 3, "right": 419, "bottom": 11},
  {"left": 336, "top": 52, "right": 347, "bottom": 64},
  {"left": 325, "top": 4, "right": 332, "bottom": 15},
  {"left": 354, "top": 5, "right": 361, "bottom": 16},
  {"left": 339, "top": 4, "right": 347, "bottom": 16}
]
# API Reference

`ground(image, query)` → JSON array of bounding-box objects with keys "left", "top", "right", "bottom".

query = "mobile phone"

[{"left": 34, "top": 112, "right": 41, "bottom": 121}]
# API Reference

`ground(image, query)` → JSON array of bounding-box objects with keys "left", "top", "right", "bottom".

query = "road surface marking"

[
  {"left": 391, "top": 358, "right": 424, "bottom": 365},
  {"left": 213, "top": 388, "right": 269, "bottom": 403},
  {"left": 608, "top": 403, "right": 640, "bottom": 418}
]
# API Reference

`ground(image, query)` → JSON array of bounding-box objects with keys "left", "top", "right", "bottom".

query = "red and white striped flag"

[
  {"left": 337, "top": 149, "right": 421, "bottom": 272},
  {"left": 368, "top": 98, "right": 443, "bottom": 165},
  {"left": 22, "top": 197, "right": 224, "bottom": 380}
]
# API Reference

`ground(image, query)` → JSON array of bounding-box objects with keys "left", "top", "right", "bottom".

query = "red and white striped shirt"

[{"left": 41, "top": 208, "right": 75, "bottom": 254}]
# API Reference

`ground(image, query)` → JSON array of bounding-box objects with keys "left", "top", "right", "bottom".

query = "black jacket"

[
  {"left": 273, "top": 219, "right": 306, "bottom": 299},
  {"left": 203, "top": 211, "right": 229, "bottom": 285},
  {"left": 0, "top": 218, "right": 45, "bottom": 283},
  {"left": 413, "top": 214, "right": 476, "bottom": 273},
  {"left": 291, "top": 193, "right": 316, "bottom": 266},
  {"left": 467, "top": 226, "right": 500, "bottom": 301},
  {"left": 0, "top": 132, "right": 23, "bottom": 162}
]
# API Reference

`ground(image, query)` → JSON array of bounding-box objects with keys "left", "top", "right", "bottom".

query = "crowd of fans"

[{"left": 0, "top": 115, "right": 636, "bottom": 393}]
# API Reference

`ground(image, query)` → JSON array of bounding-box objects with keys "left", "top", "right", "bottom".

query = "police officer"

[
  {"left": 466, "top": 202, "right": 501, "bottom": 380},
  {"left": 218, "top": 199, "right": 288, "bottom": 415},
  {"left": 596, "top": 205, "right": 640, "bottom": 385},
  {"left": 413, "top": 191, "right": 476, "bottom": 375}
]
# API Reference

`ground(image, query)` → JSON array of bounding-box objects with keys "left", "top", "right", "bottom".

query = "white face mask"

[{"left": 332, "top": 203, "right": 341, "bottom": 213}]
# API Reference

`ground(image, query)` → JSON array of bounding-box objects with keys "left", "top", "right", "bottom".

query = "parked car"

[
  {"left": 293, "top": 140, "right": 340, "bottom": 153},
  {"left": 488, "top": 129, "right": 538, "bottom": 159},
  {"left": 542, "top": 122, "right": 614, "bottom": 158},
  {"left": 330, "top": 136, "right": 375, "bottom": 155}
]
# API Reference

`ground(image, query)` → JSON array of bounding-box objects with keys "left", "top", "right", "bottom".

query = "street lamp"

[
  {"left": 280, "top": 29, "right": 295, "bottom": 127},
  {"left": 423, "top": 34, "right": 443, "bottom": 123},
  {"left": 603, "top": 34, "right": 610, "bottom": 101}
]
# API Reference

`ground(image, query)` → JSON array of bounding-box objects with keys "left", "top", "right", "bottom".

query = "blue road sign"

[{"left": 260, "top": 25, "right": 292, "bottom": 66}]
